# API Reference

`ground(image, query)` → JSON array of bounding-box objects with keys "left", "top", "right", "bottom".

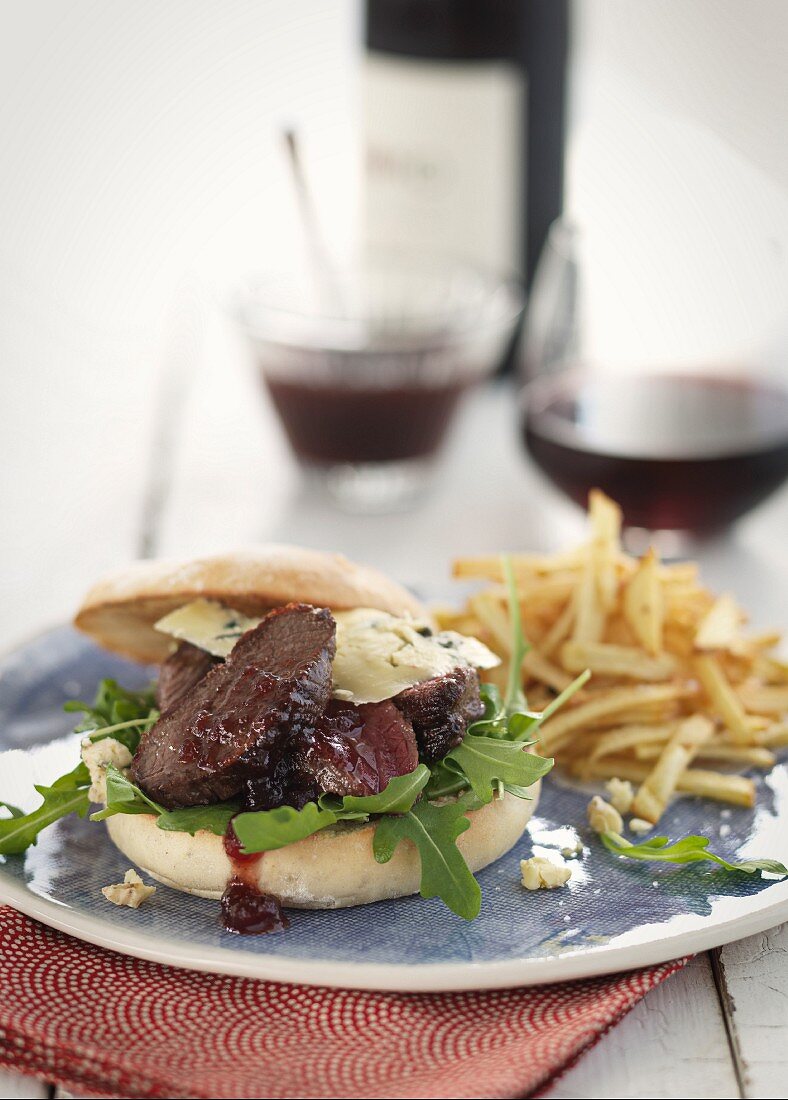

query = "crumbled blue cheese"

[
  {"left": 101, "top": 869, "right": 156, "bottom": 909},
  {"left": 605, "top": 777, "right": 635, "bottom": 814},
  {"left": 154, "top": 600, "right": 501, "bottom": 706},
  {"left": 80, "top": 736, "right": 133, "bottom": 803},
  {"left": 587, "top": 795, "right": 624, "bottom": 835},
  {"left": 520, "top": 856, "right": 572, "bottom": 890}
]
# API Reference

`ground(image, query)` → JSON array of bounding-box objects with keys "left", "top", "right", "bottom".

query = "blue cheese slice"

[
  {"left": 331, "top": 608, "right": 500, "bottom": 704},
  {"left": 154, "top": 599, "right": 261, "bottom": 658},
  {"left": 154, "top": 600, "right": 500, "bottom": 704}
]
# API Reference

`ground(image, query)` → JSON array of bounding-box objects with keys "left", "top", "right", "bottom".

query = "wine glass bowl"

[
  {"left": 520, "top": 221, "right": 788, "bottom": 539},
  {"left": 238, "top": 253, "right": 523, "bottom": 513},
  {"left": 522, "top": 369, "right": 788, "bottom": 535}
]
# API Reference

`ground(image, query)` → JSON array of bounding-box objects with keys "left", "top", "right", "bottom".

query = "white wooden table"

[{"left": 1, "top": 296, "right": 787, "bottom": 1099}]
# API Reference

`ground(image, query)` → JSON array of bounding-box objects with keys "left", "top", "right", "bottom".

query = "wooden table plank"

[
  {"left": 0, "top": 1070, "right": 48, "bottom": 1098},
  {"left": 544, "top": 954, "right": 740, "bottom": 1099},
  {"left": 714, "top": 926, "right": 788, "bottom": 1099}
]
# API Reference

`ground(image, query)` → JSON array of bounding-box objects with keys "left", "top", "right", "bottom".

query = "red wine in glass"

[
  {"left": 521, "top": 372, "right": 788, "bottom": 533},
  {"left": 263, "top": 375, "right": 470, "bottom": 465}
]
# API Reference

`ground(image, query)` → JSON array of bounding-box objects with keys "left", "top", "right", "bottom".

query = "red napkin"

[{"left": 0, "top": 907, "right": 685, "bottom": 1099}]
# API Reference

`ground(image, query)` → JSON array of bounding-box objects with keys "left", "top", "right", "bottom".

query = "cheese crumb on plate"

[
  {"left": 605, "top": 777, "right": 634, "bottom": 814},
  {"left": 520, "top": 856, "right": 572, "bottom": 891},
  {"left": 587, "top": 795, "right": 624, "bottom": 835},
  {"left": 102, "top": 869, "right": 156, "bottom": 909}
]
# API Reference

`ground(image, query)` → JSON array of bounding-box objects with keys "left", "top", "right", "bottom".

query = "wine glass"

[
  {"left": 519, "top": 220, "right": 788, "bottom": 551},
  {"left": 237, "top": 252, "right": 523, "bottom": 513}
]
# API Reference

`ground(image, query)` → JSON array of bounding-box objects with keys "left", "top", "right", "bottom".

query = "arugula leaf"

[
  {"left": 502, "top": 555, "right": 529, "bottom": 714},
  {"left": 233, "top": 767, "right": 432, "bottom": 853},
  {"left": 462, "top": 683, "right": 508, "bottom": 739},
  {"left": 502, "top": 783, "right": 542, "bottom": 798},
  {"left": 538, "top": 669, "right": 591, "bottom": 724},
  {"left": 462, "top": 684, "right": 538, "bottom": 744},
  {"left": 0, "top": 803, "right": 24, "bottom": 819},
  {"left": 373, "top": 793, "right": 482, "bottom": 920},
  {"left": 233, "top": 801, "right": 339, "bottom": 852},
  {"left": 64, "top": 678, "right": 157, "bottom": 753},
  {"left": 84, "top": 717, "right": 159, "bottom": 755},
  {"left": 423, "top": 757, "right": 469, "bottom": 800},
  {"left": 90, "top": 765, "right": 163, "bottom": 821},
  {"left": 0, "top": 679, "right": 159, "bottom": 855},
  {"left": 64, "top": 678, "right": 156, "bottom": 726},
  {"left": 445, "top": 735, "right": 553, "bottom": 804},
  {"left": 601, "top": 831, "right": 788, "bottom": 877},
  {"left": 0, "top": 762, "right": 91, "bottom": 855},
  {"left": 319, "top": 765, "right": 431, "bottom": 816},
  {"left": 90, "top": 767, "right": 237, "bottom": 836},
  {"left": 157, "top": 803, "right": 239, "bottom": 837},
  {"left": 462, "top": 672, "right": 589, "bottom": 746},
  {"left": 53, "top": 761, "right": 90, "bottom": 788},
  {"left": 422, "top": 667, "right": 587, "bottom": 809}
]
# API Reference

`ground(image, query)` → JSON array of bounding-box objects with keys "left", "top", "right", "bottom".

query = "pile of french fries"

[{"left": 441, "top": 491, "right": 788, "bottom": 829}]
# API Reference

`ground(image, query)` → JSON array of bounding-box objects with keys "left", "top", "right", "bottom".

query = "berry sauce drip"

[
  {"left": 223, "top": 822, "right": 263, "bottom": 875},
  {"left": 220, "top": 877, "right": 290, "bottom": 935},
  {"left": 220, "top": 821, "right": 289, "bottom": 935}
]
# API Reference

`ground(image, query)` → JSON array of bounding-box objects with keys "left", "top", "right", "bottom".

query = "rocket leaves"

[
  {"left": 64, "top": 678, "right": 158, "bottom": 754},
  {"left": 601, "top": 831, "right": 788, "bottom": 878},
  {"left": 373, "top": 793, "right": 482, "bottom": 920},
  {"left": 445, "top": 735, "right": 554, "bottom": 805},
  {"left": 1, "top": 556, "right": 582, "bottom": 923},
  {"left": 0, "top": 762, "right": 91, "bottom": 856},
  {"left": 231, "top": 766, "right": 431, "bottom": 853},
  {"left": 90, "top": 765, "right": 163, "bottom": 821}
]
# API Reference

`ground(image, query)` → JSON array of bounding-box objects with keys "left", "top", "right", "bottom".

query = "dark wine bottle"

[{"left": 362, "top": 0, "right": 569, "bottom": 290}]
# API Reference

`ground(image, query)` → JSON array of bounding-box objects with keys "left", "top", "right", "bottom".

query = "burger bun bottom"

[{"left": 105, "top": 785, "right": 539, "bottom": 908}]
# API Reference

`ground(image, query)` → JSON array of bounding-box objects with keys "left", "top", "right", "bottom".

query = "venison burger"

[{"left": 9, "top": 547, "right": 555, "bottom": 933}]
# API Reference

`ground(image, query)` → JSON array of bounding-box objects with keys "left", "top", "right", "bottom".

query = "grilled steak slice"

[
  {"left": 289, "top": 699, "right": 418, "bottom": 803},
  {"left": 156, "top": 642, "right": 220, "bottom": 714},
  {"left": 131, "top": 603, "right": 336, "bottom": 808},
  {"left": 394, "top": 667, "right": 484, "bottom": 762}
]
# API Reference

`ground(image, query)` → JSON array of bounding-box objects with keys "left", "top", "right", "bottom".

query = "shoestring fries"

[{"left": 447, "top": 490, "right": 788, "bottom": 830}]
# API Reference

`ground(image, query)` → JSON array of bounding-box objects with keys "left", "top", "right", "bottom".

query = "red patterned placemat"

[{"left": 0, "top": 907, "right": 686, "bottom": 1099}]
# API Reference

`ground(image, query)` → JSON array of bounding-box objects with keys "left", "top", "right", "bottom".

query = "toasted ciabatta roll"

[{"left": 74, "top": 544, "right": 426, "bottom": 663}]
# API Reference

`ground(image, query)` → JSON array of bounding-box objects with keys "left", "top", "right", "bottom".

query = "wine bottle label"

[{"left": 362, "top": 52, "right": 525, "bottom": 275}]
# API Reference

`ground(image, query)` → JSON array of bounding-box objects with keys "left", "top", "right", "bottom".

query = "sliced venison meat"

[
  {"left": 289, "top": 699, "right": 418, "bottom": 803},
  {"left": 156, "top": 642, "right": 220, "bottom": 714},
  {"left": 394, "top": 666, "right": 484, "bottom": 762},
  {"left": 131, "top": 603, "right": 336, "bottom": 809}
]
